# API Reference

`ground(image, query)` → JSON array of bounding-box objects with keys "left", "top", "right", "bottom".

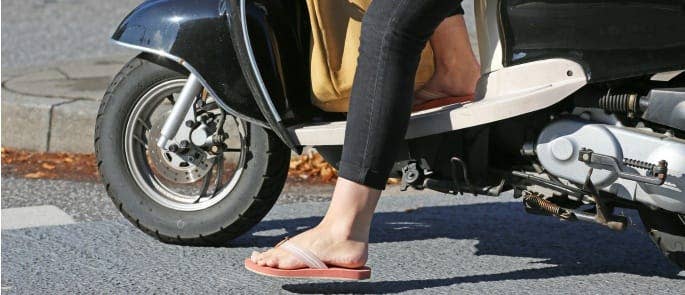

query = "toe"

[
  {"left": 265, "top": 257, "right": 279, "bottom": 268},
  {"left": 250, "top": 251, "right": 260, "bottom": 263},
  {"left": 256, "top": 254, "right": 268, "bottom": 266},
  {"left": 257, "top": 250, "right": 274, "bottom": 266}
]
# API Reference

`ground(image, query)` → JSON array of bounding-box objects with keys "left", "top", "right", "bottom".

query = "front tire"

[{"left": 95, "top": 56, "right": 289, "bottom": 245}]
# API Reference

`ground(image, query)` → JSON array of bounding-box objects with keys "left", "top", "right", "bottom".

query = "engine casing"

[{"left": 536, "top": 118, "right": 685, "bottom": 213}]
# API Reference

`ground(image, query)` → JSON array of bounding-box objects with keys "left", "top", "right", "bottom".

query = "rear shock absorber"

[{"left": 597, "top": 92, "right": 648, "bottom": 118}]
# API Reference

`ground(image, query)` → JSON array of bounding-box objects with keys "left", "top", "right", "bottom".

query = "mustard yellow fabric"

[{"left": 306, "top": 0, "right": 435, "bottom": 112}]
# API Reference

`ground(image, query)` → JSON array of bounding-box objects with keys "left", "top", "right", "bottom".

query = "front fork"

[{"left": 157, "top": 74, "right": 203, "bottom": 149}]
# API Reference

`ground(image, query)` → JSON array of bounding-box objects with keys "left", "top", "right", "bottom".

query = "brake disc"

[{"left": 148, "top": 113, "right": 213, "bottom": 184}]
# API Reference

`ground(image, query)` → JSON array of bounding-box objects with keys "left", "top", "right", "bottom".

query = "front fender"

[{"left": 112, "top": 0, "right": 266, "bottom": 125}]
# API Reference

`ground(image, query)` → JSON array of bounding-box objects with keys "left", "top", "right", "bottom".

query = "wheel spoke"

[
  {"left": 126, "top": 83, "right": 246, "bottom": 209},
  {"left": 213, "top": 153, "right": 225, "bottom": 195},
  {"left": 196, "top": 164, "right": 214, "bottom": 203},
  {"left": 212, "top": 111, "right": 228, "bottom": 195},
  {"left": 137, "top": 118, "right": 152, "bottom": 131},
  {"left": 133, "top": 134, "right": 148, "bottom": 149},
  {"left": 233, "top": 115, "right": 249, "bottom": 150}
]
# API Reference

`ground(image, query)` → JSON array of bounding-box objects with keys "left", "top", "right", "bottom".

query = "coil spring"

[
  {"left": 623, "top": 158, "right": 656, "bottom": 171},
  {"left": 523, "top": 193, "right": 563, "bottom": 216},
  {"left": 598, "top": 93, "right": 635, "bottom": 113}
]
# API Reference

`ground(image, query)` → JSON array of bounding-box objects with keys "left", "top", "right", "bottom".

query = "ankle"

[
  {"left": 316, "top": 219, "right": 370, "bottom": 243},
  {"left": 437, "top": 61, "right": 479, "bottom": 77}
]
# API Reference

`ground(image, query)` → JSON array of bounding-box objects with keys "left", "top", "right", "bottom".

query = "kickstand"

[
  {"left": 582, "top": 168, "right": 627, "bottom": 231},
  {"left": 450, "top": 157, "right": 471, "bottom": 195}
]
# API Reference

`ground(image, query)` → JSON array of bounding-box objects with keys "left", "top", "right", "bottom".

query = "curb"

[
  {"left": 1, "top": 92, "right": 102, "bottom": 153},
  {"left": 1, "top": 93, "right": 93, "bottom": 152},
  {"left": 2, "top": 56, "right": 131, "bottom": 153}
]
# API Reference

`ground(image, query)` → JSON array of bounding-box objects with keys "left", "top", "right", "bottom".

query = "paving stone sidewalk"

[{"left": 2, "top": 55, "right": 132, "bottom": 153}]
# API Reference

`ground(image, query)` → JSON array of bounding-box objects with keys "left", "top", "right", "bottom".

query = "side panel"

[
  {"left": 501, "top": 0, "right": 685, "bottom": 82},
  {"left": 112, "top": 0, "right": 265, "bottom": 123}
]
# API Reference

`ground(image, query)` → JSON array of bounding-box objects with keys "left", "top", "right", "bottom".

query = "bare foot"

[
  {"left": 250, "top": 225, "right": 368, "bottom": 270},
  {"left": 415, "top": 62, "right": 480, "bottom": 106}
]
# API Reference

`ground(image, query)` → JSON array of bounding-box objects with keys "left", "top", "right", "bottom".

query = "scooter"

[{"left": 96, "top": 0, "right": 685, "bottom": 270}]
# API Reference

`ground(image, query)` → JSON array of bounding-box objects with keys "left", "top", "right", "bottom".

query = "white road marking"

[{"left": 1, "top": 205, "right": 75, "bottom": 230}]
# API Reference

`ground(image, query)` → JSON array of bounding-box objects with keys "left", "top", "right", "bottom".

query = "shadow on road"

[{"left": 231, "top": 202, "right": 683, "bottom": 293}]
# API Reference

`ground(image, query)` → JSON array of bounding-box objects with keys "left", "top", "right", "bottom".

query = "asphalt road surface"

[
  {"left": 1, "top": 0, "right": 144, "bottom": 68},
  {"left": 2, "top": 177, "right": 684, "bottom": 294}
]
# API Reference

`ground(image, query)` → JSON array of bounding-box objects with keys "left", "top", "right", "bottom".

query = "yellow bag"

[{"left": 306, "top": 0, "right": 435, "bottom": 112}]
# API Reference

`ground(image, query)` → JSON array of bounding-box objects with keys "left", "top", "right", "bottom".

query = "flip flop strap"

[{"left": 279, "top": 241, "right": 328, "bottom": 269}]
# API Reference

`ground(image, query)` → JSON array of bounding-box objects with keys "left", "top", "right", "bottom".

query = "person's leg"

[
  {"left": 251, "top": 178, "right": 379, "bottom": 269},
  {"left": 250, "top": 0, "right": 462, "bottom": 270},
  {"left": 415, "top": 14, "right": 480, "bottom": 104}
]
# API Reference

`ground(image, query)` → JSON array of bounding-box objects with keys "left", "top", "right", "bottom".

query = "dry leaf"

[
  {"left": 286, "top": 151, "right": 341, "bottom": 183},
  {"left": 24, "top": 172, "right": 48, "bottom": 179},
  {"left": 320, "top": 167, "right": 334, "bottom": 182},
  {"left": 3, "top": 147, "right": 100, "bottom": 182},
  {"left": 387, "top": 178, "right": 401, "bottom": 185},
  {"left": 42, "top": 163, "right": 57, "bottom": 170},
  {"left": 4, "top": 147, "right": 356, "bottom": 185}
]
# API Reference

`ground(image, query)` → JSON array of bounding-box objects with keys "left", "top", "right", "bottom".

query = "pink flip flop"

[{"left": 244, "top": 239, "right": 371, "bottom": 281}]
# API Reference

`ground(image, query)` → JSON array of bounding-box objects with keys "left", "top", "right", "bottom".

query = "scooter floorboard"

[{"left": 290, "top": 58, "right": 587, "bottom": 146}]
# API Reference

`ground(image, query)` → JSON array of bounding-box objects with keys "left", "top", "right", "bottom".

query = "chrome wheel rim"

[{"left": 124, "top": 79, "right": 248, "bottom": 211}]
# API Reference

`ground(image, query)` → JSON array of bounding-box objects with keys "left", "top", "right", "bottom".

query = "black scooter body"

[
  {"left": 113, "top": 0, "right": 313, "bottom": 150},
  {"left": 501, "top": 0, "right": 685, "bottom": 82},
  {"left": 102, "top": 0, "right": 685, "bottom": 267},
  {"left": 113, "top": 0, "right": 269, "bottom": 123},
  {"left": 112, "top": 0, "right": 685, "bottom": 147}
]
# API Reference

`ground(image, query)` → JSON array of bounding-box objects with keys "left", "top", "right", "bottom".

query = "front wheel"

[{"left": 95, "top": 56, "right": 290, "bottom": 245}]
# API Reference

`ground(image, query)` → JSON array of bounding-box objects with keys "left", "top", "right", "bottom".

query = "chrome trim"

[
  {"left": 239, "top": 0, "right": 282, "bottom": 122},
  {"left": 651, "top": 70, "right": 685, "bottom": 82},
  {"left": 111, "top": 39, "right": 269, "bottom": 128}
]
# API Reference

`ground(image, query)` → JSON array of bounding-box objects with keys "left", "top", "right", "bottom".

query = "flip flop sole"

[{"left": 244, "top": 259, "right": 371, "bottom": 281}]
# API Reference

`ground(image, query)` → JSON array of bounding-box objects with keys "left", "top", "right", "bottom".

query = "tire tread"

[{"left": 95, "top": 57, "right": 289, "bottom": 246}]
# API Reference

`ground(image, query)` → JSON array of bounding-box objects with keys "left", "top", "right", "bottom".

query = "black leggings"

[{"left": 338, "top": 0, "right": 465, "bottom": 190}]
